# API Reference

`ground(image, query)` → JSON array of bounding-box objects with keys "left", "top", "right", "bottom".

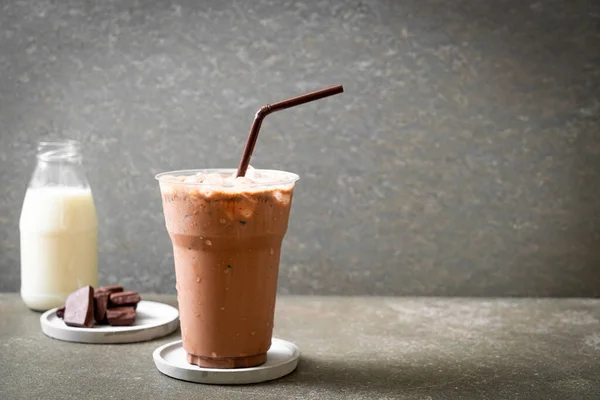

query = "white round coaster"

[
  {"left": 153, "top": 338, "right": 300, "bottom": 385},
  {"left": 40, "top": 300, "right": 179, "bottom": 344}
]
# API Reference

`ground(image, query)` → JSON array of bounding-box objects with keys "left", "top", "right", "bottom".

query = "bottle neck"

[
  {"left": 37, "top": 140, "right": 82, "bottom": 164},
  {"left": 29, "top": 140, "right": 90, "bottom": 189}
]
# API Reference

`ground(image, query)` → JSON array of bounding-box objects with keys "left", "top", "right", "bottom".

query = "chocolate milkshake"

[{"left": 156, "top": 168, "right": 298, "bottom": 368}]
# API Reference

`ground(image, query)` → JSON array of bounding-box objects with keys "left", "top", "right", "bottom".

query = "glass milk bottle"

[{"left": 19, "top": 140, "right": 98, "bottom": 311}]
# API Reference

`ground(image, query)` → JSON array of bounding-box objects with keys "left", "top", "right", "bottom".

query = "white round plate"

[
  {"left": 40, "top": 300, "right": 179, "bottom": 344},
  {"left": 153, "top": 338, "right": 300, "bottom": 385}
]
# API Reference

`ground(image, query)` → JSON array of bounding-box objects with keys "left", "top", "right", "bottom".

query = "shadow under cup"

[{"left": 156, "top": 169, "right": 299, "bottom": 369}]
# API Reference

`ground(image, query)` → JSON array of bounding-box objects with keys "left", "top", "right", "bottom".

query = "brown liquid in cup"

[{"left": 159, "top": 172, "right": 295, "bottom": 368}]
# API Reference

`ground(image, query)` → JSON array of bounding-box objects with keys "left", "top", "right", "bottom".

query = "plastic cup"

[{"left": 156, "top": 169, "right": 299, "bottom": 368}]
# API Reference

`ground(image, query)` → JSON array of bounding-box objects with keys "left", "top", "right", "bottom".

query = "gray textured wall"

[{"left": 1, "top": 0, "right": 599, "bottom": 296}]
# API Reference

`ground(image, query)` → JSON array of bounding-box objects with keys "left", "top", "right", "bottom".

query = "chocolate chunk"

[
  {"left": 109, "top": 291, "right": 141, "bottom": 307},
  {"left": 96, "top": 285, "right": 124, "bottom": 295},
  {"left": 106, "top": 307, "right": 136, "bottom": 326},
  {"left": 56, "top": 306, "right": 65, "bottom": 319},
  {"left": 94, "top": 292, "right": 109, "bottom": 324},
  {"left": 113, "top": 302, "right": 138, "bottom": 310},
  {"left": 64, "top": 286, "right": 95, "bottom": 328}
]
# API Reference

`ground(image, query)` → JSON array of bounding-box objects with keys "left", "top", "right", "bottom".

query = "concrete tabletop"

[{"left": 1, "top": 294, "right": 599, "bottom": 399}]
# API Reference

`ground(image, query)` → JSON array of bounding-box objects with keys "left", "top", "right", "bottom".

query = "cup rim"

[{"left": 155, "top": 168, "right": 299, "bottom": 187}]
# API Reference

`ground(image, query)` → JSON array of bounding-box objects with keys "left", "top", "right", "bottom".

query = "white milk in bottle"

[{"left": 20, "top": 140, "right": 98, "bottom": 310}]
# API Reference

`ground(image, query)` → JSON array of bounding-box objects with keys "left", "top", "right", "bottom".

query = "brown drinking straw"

[{"left": 236, "top": 85, "right": 344, "bottom": 177}]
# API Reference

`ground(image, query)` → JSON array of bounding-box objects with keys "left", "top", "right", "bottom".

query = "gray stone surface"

[
  {"left": 1, "top": 294, "right": 600, "bottom": 399},
  {"left": 0, "top": 0, "right": 599, "bottom": 296}
]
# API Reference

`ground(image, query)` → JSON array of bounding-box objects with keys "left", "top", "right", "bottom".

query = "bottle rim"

[{"left": 37, "top": 139, "right": 82, "bottom": 162}]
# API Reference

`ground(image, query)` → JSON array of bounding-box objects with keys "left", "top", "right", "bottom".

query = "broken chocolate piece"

[
  {"left": 106, "top": 306, "right": 136, "bottom": 326},
  {"left": 109, "top": 291, "right": 141, "bottom": 307},
  {"left": 56, "top": 305, "right": 65, "bottom": 319},
  {"left": 64, "top": 286, "right": 95, "bottom": 328},
  {"left": 94, "top": 292, "right": 109, "bottom": 324},
  {"left": 96, "top": 285, "right": 124, "bottom": 295}
]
